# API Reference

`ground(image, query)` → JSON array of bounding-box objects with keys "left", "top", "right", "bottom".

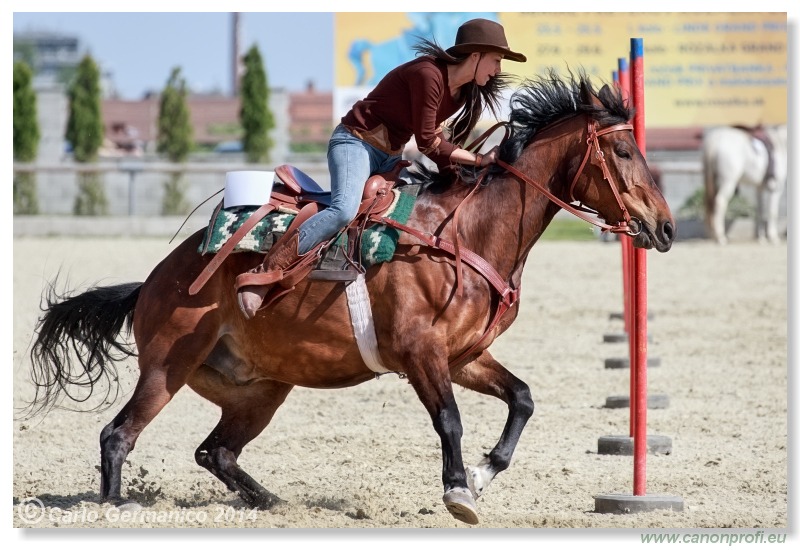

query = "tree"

[
  {"left": 66, "top": 55, "right": 104, "bottom": 163},
  {"left": 239, "top": 45, "right": 274, "bottom": 163},
  {"left": 157, "top": 67, "right": 194, "bottom": 215},
  {"left": 13, "top": 61, "right": 40, "bottom": 214},
  {"left": 66, "top": 55, "right": 107, "bottom": 215}
]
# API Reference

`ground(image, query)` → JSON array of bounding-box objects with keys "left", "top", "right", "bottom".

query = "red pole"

[
  {"left": 617, "top": 57, "right": 632, "bottom": 339},
  {"left": 627, "top": 234, "right": 635, "bottom": 438},
  {"left": 618, "top": 57, "right": 631, "bottom": 109},
  {"left": 630, "top": 37, "right": 647, "bottom": 497},
  {"left": 618, "top": 55, "right": 635, "bottom": 437}
]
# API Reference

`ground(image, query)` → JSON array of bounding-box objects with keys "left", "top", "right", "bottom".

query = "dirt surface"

[{"left": 11, "top": 236, "right": 789, "bottom": 536}]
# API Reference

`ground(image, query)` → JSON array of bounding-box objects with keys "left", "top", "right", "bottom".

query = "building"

[
  {"left": 102, "top": 95, "right": 242, "bottom": 154},
  {"left": 14, "top": 30, "right": 116, "bottom": 96},
  {"left": 14, "top": 31, "right": 81, "bottom": 91},
  {"left": 288, "top": 82, "right": 333, "bottom": 153},
  {"left": 100, "top": 85, "right": 332, "bottom": 158}
]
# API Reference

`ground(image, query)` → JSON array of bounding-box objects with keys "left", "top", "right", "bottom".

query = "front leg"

[
  {"left": 453, "top": 350, "right": 534, "bottom": 500},
  {"left": 403, "top": 349, "right": 478, "bottom": 525}
]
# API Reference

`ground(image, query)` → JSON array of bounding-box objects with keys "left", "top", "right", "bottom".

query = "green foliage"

[
  {"left": 14, "top": 173, "right": 39, "bottom": 215},
  {"left": 540, "top": 218, "right": 598, "bottom": 241},
  {"left": 679, "top": 188, "right": 754, "bottom": 220},
  {"left": 239, "top": 45, "right": 274, "bottom": 163},
  {"left": 73, "top": 172, "right": 109, "bottom": 216},
  {"left": 289, "top": 142, "right": 328, "bottom": 154},
  {"left": 157, "top": 67, "right": 194, "bottom": 162},
  {"left": 66, "top": 55, "right": 104, "bottom": 163},
  {"left": 156, "top": 68, "right": 193, "bottom": 215},
  {"left": 162, "top": 173, "right": 190, "bottom": 215},
  {"left": 14, "top": 61, "right": 40, "bottom": 215},
  {"left": 207, "top": 122, "right": 242, "bottom": 136},
  {"left": 13, "top": 61, "right": 40, "bottom": 162},
  {"left": 66, "top": 55, "right": 106, "bottom": 216},
  {"left": 13, "top": 41, "right": 37, "bottom": 70}
]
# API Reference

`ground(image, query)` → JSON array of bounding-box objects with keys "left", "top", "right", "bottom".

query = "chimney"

[{"left": 232, "top": 12, "right": 242, "bottom": 96}]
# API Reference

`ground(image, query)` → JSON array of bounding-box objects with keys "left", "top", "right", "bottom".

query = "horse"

[
  {"left": 702, "top": 124, "right": 788, "bottom": 245},
  {"left": 347, "top": 12, "right": 493, "bottom": 86},
  {"left": 27, "top": 71, "right": 675, "bottom": 526}
]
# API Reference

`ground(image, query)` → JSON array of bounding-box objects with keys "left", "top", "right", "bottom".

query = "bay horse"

[
  {"left": 702, "top": 124, "right": 788, "bottom": 245},
  {"left": 28, "top": 71, "right": 675, "bottom": 525}
]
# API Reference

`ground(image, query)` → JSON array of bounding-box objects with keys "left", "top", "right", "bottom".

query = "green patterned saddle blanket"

[{"left": 198, "top": 187, "right": 417, "bottom": 269}]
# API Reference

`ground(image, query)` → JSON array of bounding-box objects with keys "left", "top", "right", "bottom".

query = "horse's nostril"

[{"left": 661, "top": 221, "right": 675, "bottom": 241}]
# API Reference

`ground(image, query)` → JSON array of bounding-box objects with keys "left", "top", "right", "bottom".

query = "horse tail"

[{"left": 25, "top": 281, "right": 143, "bottom": 418}]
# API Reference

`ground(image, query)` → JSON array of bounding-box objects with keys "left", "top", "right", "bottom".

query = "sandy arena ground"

[{"left": 11, "top": 234, "right": 789, "bottom": 537}]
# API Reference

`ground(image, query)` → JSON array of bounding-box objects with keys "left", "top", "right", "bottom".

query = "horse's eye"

[{"left": 615, "top": 144, "right": 632, "bottom": 159}]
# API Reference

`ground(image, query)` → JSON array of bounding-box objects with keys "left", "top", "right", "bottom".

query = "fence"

[{"left": 13, "top": 160, "right": 331, "bottom": 218}]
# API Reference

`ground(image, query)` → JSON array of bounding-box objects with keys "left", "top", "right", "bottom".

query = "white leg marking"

[{"left": 465, "top": 456, "right": 496, "bottom": 499}]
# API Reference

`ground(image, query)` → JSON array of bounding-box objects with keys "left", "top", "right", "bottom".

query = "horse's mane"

[{"left": 410, "top": 68, "right": 633, "bottom": 191}]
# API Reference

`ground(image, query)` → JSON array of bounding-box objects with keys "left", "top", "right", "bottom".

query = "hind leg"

[
  {"left": 189, "top": 365, "right": 293, "bottom": 509},
  {"left": 101, "top": 312, "right": 217, "bottom": 503},
  {"left": 764, "top": 185, "right": 782, "bottom": 244},
  {"left": 100, "top": 368, "right": 188, "bottom": 503},
  {"left": 452, "top": 351, "right": 534, "bottom": 499},
  {"left": 711, "top": 176, "right": 737, "bottom": 245}
]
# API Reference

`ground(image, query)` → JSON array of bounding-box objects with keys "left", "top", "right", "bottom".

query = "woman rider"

[{"left": 236, "top": 18, "right": 526, "bottom": 318}]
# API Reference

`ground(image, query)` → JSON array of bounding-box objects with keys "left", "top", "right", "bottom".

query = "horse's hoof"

[
  {"left": 465, "top": 457, "right": 494, "bottom": 499},
  {"left": 253, "top": 492, "right": 285, "bottom": 510},
  {"left": 443, "top": 487, "right": 479, "bottom": 525}
]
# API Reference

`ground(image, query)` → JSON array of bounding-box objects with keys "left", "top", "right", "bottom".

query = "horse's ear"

[
  {"left": 579, "top": 80, "right": 603, "bottom": 108},
  {"left": 597, "top": 84, "right": 615, "bottom": 104},
  {"left": 597, "top": 83, "right": 628, "bottom": 112}
]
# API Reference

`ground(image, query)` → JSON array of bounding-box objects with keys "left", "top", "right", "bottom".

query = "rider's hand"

[{"left": 480, "top": 146, "right": 499, "bottom": 166}]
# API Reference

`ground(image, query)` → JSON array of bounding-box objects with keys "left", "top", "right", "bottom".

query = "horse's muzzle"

[{"left": 633, "top": 219, "right": 675, "bottom": 252}]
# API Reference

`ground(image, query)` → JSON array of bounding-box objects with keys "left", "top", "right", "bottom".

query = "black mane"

[
  {"left": 499, "top": 69, "right": 632, "bottom": 164},
  {"left": 409, "top": 69, "right": 632, "bottom": 190}
]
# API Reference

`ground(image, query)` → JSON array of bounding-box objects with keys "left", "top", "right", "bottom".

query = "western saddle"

[{"left": 188, "top": 161, "right": 411, "bottom": 296}]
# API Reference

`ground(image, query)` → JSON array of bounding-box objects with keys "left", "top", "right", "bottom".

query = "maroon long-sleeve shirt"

[{"left": 341, "top": 57, "right": 465, "bottom": 170}]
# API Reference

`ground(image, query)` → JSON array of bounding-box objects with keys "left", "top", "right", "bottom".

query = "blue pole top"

[
  {"left": 612, "top": 69, "right": 619, "bottom": 82},
  {"left": 618, "top": 57, "right": 628, "bottom": 71},
  {"left": 631, "top": 38, "right": 644, "bottom": 59}
]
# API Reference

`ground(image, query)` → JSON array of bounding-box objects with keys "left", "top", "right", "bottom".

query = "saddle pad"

[{"left": 198, "top": 188, "right": 417, "bottom": 268}]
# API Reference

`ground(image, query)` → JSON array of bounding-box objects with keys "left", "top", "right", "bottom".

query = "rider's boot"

[{"left": 235, "top": 229, "right": 305, "bottom": 319}]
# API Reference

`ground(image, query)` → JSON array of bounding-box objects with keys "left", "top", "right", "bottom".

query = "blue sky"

[{"left": 13, "top": 12, "right": 334, "bottom": 99}]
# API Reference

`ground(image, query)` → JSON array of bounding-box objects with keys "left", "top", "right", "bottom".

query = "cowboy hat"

[{"left": 446, "top": 18, "right": 527, "bottom": 62}]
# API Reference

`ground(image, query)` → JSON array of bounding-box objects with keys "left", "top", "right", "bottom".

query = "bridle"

[{"left": 477, "top": 117, "right": 643, "bottom": 237}]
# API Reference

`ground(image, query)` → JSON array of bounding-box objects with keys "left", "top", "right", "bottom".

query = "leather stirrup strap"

[
  {"left": 188, "top": 202, "right": 277, "bottom": 295},
  {"left": 232, "top": 202, "right": 323, "bottom": 290}
]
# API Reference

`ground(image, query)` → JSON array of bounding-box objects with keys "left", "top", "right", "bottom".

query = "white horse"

[{"left": 702, "top": 124, "right": 788, "bottom": 245}]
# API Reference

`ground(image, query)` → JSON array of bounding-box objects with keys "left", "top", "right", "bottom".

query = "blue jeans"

[{"left": 297, "top": 124, "right": 402, "bottom": 254}]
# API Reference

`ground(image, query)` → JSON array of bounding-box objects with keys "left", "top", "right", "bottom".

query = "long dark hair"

[{"left": 413, "top": 38, "right": 512, "bottom": 146}]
